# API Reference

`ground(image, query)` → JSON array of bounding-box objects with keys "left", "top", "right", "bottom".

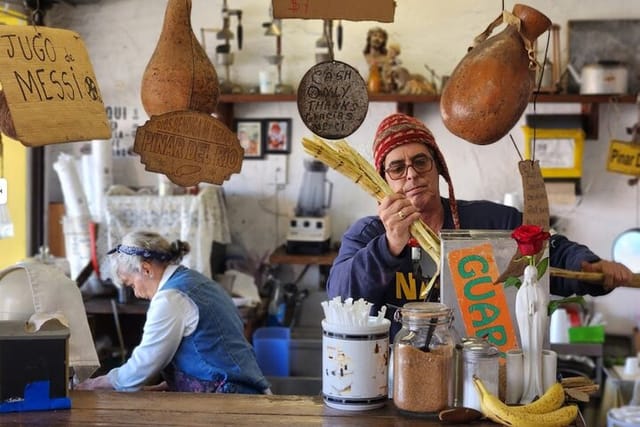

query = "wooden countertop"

[
  {"left": 0, "top": 391, "right": 474, "bottom": 426},
  {"left": 0, "top": 391, "right": 587, "bottom": 426}
]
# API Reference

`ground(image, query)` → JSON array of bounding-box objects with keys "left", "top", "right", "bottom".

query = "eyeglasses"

[{"left": 383, "top": 154, "right": 434, "bottom": 180}]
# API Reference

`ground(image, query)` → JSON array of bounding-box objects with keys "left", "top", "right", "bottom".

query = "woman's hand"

[
  {"left": 143, "top": 381, "right": 169, "bottom": 392},
  {"left": 378, "top": 194, "right": 420, "bottom": 256},
  {"left": 581, "top": 260, "right": 633, "bottom": 290},
  {"left": 76, "top": 374, "right": 114, "bottom": 391}
]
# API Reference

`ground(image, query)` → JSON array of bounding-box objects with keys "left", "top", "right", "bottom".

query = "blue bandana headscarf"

[{"left": 107, "top": 244, "right": 174, "bottom": 262}]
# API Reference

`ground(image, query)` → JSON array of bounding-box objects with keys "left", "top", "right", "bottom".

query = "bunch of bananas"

[{"left": 473, "top": 377, "right": 578, "bottom": 427}]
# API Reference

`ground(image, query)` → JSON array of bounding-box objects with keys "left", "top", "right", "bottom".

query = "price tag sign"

[{"left": 496, "top": 160, "right": 549, "bottom": 284}]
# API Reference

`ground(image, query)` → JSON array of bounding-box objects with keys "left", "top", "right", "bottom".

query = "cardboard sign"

[
  {"left": 133, "top": 110, "right": 243, "bottom": 187},
  {"left": 520, "top": 160, "right": 550, "bottom": 229},
  {"left": 607, "top": 140, "right": 640, "bottom": 176},
  {"left": 496, "top": 160, "right": 549, "bottom": 284},
  {"left": 446, "top": 242, "right": 519, "bottom": 360},
  {"left": 0, "top": 26, "right": 110, "bottom": 146},
  {"left": 272, "top": 0, "right": 395, "bottom": 22}
]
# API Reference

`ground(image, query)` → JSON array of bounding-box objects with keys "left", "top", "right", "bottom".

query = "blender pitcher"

[{"left": 295, "top": 159, "right": 332, "bottom": 217}]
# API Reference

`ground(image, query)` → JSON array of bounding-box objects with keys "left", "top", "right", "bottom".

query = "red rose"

[{"left": 511, "top": 225, "right": 550, "bottom": 256}]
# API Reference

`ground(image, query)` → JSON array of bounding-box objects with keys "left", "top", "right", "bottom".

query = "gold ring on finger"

[{"left": 398, "top": 210, "right": 405, "bottom": 220}]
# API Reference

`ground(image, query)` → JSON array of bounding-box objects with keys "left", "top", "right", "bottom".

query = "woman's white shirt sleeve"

[{"left": 107, "top": 288, "right": 198, "bottom": 391}]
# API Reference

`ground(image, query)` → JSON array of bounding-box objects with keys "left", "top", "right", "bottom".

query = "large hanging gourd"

[
  {"left": 440, "top": 4, "right": 551, "bottom": 145},
  {"left": 141, "top": 0, "right": 219, "bottom": 116}
]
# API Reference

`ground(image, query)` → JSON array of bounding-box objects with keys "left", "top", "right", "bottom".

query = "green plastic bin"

[{"left": 568, "top": 325, "right": 605, "bottom": 343}]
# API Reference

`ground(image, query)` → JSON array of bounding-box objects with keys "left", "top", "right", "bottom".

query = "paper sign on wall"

[
  {"left": 272, "top": 0, "right": 395, "bottom": 22},
  {"left": 446, "top": 242, "right": 519, "bottom": 360},
  {"left": 0, "top": 26, "right": 110, "bottom": 146}
]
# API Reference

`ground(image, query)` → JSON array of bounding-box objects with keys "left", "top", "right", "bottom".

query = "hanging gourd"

[
  {"left": 440, "top": 4, "right": 551, "bottom": 145},
  {"left": 134, "top": 0, "right": 242, "bottom": 186},
  {"left": 141, "top": 0, "right": 219, "bottom": 115}
]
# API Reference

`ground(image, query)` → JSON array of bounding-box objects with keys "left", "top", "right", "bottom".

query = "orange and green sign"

[{"left": 447, "top": 243, "right": 518, "bottom": 362}]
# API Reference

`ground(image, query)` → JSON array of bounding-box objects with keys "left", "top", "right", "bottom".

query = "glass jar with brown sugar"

[{"left": 393, "top": 302, "right": 455, "bottom": 416}]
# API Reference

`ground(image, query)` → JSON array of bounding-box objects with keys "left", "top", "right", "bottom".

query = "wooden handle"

[{"left": 549, "top": 267, "right": 640, "bottom": 288}]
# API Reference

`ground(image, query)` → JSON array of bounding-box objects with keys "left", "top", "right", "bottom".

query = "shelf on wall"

[{"left": 216, "top": 93, "right": 638, "bottom": 139}]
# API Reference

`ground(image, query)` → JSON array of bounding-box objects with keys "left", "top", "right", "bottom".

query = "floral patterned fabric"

[
  {"left": 164, "top": 366, "right": 263, "bottom": 394},
  {"left": 99, "top": 186, "right": 230, "bottom": 280}
]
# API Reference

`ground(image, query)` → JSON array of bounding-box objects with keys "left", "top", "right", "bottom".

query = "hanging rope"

[
  {"left": 529, "top": 28, "right": 552, "bottom": 162},
  {"left": 30, "top": 0, "right": 44, "bottom": 26},
  {"left": 324, "top": 20, "right": 334, "bottom": 62}
]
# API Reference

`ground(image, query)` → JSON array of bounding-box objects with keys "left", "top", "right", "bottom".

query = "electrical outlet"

[{"left": 273, "top": 156, "right": 288, "bottom": 186}]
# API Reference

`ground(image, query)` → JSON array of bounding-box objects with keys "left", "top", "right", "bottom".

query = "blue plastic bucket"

[{"left": 252, "top": 327, "right": 291, "bottom": 377}]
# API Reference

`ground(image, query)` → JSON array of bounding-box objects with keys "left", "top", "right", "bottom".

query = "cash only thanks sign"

[{"left": 0, "top": 26, "right": 110, "bottom": 146}]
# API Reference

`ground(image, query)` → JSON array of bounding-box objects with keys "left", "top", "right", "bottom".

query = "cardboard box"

[{"left": 272, "top": 0, "right": 395, "bottom": 22}]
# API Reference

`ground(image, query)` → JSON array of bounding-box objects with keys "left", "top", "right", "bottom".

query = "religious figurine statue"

[
  {"left": 516, "top": 264, "right": 549, "bottom": 403},
  {"left": 363, "top": 27, "right": 388, "bottom": 93},
  {"left": 363, "top": 27, "right": 388, "bottom": 69}
]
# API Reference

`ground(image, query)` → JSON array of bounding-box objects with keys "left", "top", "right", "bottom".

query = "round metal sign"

[{"left": 297, "top": 60, "right": 369, "bottom": 140}]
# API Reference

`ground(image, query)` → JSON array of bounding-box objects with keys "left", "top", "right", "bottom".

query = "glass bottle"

[
  {"left": 393, "top": 302, "right": 454, "bottom": 415},
  {"left": 460, "top": 337, "right": 499, "bottom": 412}
]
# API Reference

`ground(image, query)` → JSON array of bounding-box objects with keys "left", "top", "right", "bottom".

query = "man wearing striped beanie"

[
  {"left": 372, "top": 112, "right": 461, "bottom": 234},
  {"left": 326, "top": 112, "right": 629, "bottom": 341}
]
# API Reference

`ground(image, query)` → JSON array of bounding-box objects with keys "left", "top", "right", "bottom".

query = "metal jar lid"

[
  {"left": 394, "top": 302, "right": 451, "bottom": 321},
  {"left": 461, "top": 337, "right": 499, "bottom": 360}
]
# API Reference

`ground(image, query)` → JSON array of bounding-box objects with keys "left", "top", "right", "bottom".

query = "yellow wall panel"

[
  {"left": 0, "top": 135, "right": 27, "bottom": 269},
  {"left": 0, "top": 7, "right": 29, "bottom": 269}
]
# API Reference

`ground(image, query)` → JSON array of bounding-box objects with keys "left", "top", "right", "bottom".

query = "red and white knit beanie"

[{"left": 372, "top": 113, "right": 460, "bottom": 229}]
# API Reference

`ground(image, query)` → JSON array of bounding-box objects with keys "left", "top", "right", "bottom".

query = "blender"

[{"left": 286, "top": 159, "right": 333, "bottom": 254}]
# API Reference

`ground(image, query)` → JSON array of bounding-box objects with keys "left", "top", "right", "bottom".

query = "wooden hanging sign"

[
  {"left": 297, "top": 60, "right": 369, "bottom": 139},
  {"left": 607, "top": 140, "right": 640, "bottom": 176},
  {"left": 272, "top": 0, "right": 395, "bottom": 22},
  {"left": 0, "top": 26, "right": 110, "bottom": 146},
  {"left": 133, "top": 110, "right": 243, "bottom": 187}
]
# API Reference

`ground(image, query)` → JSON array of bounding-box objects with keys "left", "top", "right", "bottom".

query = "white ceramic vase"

[{"left": 515, "top": 265, "right": 549, "bottom": 404}]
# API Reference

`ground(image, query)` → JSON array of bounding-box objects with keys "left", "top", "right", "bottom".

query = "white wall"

[{"left": 47, "top": 0, "right": 639, "bottom": 333}]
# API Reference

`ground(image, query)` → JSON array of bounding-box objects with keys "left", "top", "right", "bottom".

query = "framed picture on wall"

[
  {"left": 234, "top": 119, "right": 264, "bottom": 159},
  {"left": 264, "top": 118, "right": 292, "bottom": 154}
]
